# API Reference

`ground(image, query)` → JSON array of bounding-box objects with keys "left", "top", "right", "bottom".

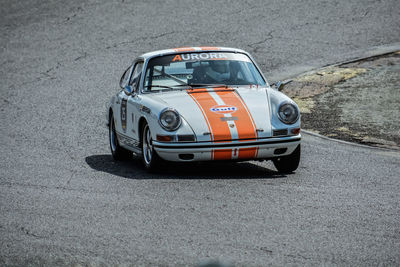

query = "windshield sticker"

[
  {"left": 172, "top": 53, "right": 228, "bottom": 62},
  {"left": 210, "top": 105, "right": 238, "bottom": 114}
]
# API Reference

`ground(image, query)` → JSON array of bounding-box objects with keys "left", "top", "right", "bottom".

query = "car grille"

[{"left": 273, "top": 129, "right": 288, "bottom": 136}]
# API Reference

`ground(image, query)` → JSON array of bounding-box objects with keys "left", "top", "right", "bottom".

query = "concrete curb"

[{"left": 324, "top": 44, "right": 400, "bottom": 67}]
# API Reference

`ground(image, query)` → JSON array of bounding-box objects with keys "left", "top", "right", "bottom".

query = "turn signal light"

[
  {"left": 290, "top": 128, "right": 301, "bottom": 135},
  {"left": 156, "top": 134, "right": 196, "bottom": 142},
  {"left": 156, "top": 135, "right": 173, "bottom": 142}
]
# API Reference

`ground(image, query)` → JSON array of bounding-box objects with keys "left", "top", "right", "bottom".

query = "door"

[
  {"left": 126, "top": 61, "right": 144, "bottom": 143},
  {"left": 115, "top": 61, "right": 144, "bottom": 148},
  {"left": 114, "top": 64, "right": 133, "bottom": 134}
]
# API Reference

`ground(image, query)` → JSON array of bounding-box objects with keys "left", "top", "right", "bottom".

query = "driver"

[{"left": 204, "top": 60, "right": 230, "bottom": 83}]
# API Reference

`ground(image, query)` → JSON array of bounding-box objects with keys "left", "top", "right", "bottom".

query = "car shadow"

[{"left": 85, "top": 154, "right": 287, "bottom": 180}]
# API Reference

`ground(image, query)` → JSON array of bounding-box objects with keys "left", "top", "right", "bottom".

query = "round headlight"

[
  {"left": 159, "top": 108, "right": 181, "bottom": 131},
  {"left": 278, "top": 102, "right": 299, "bottom": 124}
]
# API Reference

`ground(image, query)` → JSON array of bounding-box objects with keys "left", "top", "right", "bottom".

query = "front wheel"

[
  {"left": 141, "top": 123, "right": 162, "bottom": 171},
  {"left": 109, "top": 113, "right": 131, "bottom": 160},
  {"left": 273, "top": 144, "right": 301, "bottom": 173}
]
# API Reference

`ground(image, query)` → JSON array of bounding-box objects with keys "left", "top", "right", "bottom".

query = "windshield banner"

[{"left": 170, "top": 52, "right": 251, "bottom": 62}]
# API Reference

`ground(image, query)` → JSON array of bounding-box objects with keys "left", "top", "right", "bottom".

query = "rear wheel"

[
  {"left": 109, "top": 113, "right": 131, "bottom": 160},
  {"left": 141, "top": 122, "right": 162, "bottom": 171},
  {"left": 273, "top": 144, "right": 301, "bottom": 173}
]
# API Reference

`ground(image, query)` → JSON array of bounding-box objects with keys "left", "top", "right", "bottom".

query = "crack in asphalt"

[
  {"left": 145, "top": 31, "right": 176, "bottom": 40},
  {"left": 106, "top": 31, "right": 176, "bottom": 50},
  {"left": 0, "top": 181, "right": 108, "bottom": 195},
  {"left": 19, "top": 227, "right": 49, "bottom": 239},
  {"left": 74, "top": 52, "right": 88, "bottom": 62},
  {"left": 1, "top": 97, "right": 10, "bottom": 104},
  {"left": 248, "top": 31, "right": 275, "bottom": 47}
]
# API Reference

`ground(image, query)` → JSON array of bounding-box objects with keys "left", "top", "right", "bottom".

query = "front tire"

[
  {"left": 273, "top": 144, "right": 301, "bottom": 173},
  {"left": 141, "top": 122, "right": 162, "bottom": 171},
  {"left": 109, "top": 113, "right": 131, "bottom": 161}
]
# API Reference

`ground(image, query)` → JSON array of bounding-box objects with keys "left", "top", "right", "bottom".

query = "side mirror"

[
  {"left": 123, "top": 85, "right": 133, "bottom": 96},
  {"left": 272, "top": 80, "right": 292, "bottom": 91},
  {"left": 275, "top": 81, "right": 284, "bottom": 91}
]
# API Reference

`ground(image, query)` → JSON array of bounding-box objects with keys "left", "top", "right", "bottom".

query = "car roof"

[{"left": 139, "top": 47, "right": 248, "bottom": 60}]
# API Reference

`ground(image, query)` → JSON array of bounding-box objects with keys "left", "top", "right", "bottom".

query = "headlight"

[
  {"left": 159, "top": 108, "right": 181, "bottom": 131},
  {"left": 278, "top": 102, "right": 299, "bottom": 124}
]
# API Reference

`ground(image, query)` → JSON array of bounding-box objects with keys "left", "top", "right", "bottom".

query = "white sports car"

[{"left": 107, "top": 47, "right": 301, "bottom": 173}]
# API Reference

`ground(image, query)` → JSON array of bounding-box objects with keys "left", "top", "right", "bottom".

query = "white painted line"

[{"left": 302, "top": 130, "right": 399, "bottom": 151}]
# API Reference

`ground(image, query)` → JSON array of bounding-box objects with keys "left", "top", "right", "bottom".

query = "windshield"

[{"left": 143, "top": 52, "right": 266, "bottom": 92}]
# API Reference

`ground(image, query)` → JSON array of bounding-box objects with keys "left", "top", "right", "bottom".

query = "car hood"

[{"left": 150, "top": 86, "right": 272, "bottom": 142}]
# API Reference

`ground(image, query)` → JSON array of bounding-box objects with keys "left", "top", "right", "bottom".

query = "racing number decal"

[{"left": 120, "top": 99, "right": 127, "bottom": 132}]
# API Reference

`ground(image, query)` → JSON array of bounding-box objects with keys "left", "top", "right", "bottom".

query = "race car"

[{"left": 107, "top": 47, "right": 301, "bottom": 173}]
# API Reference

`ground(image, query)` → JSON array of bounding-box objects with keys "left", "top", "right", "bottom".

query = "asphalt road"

[{"left": 1, "top": 0, "right": 400, "bottom": 266}]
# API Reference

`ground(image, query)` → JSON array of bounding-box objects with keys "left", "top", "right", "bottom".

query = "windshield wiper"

[
  {"left": 145, "top": 83, "right": 230, "bottom": 91},
  {"left": 187, "top": 83, "right": 229, "bottom": 88},
  {"left": 153, "top": 68, "right": 187, "bottom": 85},
  {"left": 145, "top": 85, "right": 173, "bottom": 89},
  {"left": 144, "top": 85, "right": 177, "bottom": 92},
  {"left": 172, "top": 84, "right": 192, "bottom": 89}
]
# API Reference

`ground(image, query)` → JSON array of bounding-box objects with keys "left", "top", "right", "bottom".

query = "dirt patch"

[{"left": 282, "top": 52, "right": 400, "bottom": 149}]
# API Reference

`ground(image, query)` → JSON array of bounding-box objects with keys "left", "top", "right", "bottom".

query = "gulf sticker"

[
  {"left": 172, "top": 53, "right": 228, "bottom": 62},
  {"left": 210, "top": 105, "right": 238, "bottom": 114}
]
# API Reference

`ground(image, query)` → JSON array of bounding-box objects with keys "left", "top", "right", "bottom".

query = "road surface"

[{"left": 1, "top": 0, "right": 399, "bottom": 265}]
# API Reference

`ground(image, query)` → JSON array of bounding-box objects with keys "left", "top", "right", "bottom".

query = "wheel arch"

[
  {"left": 108, "top": 107, "right": 114, "bottom": 122},
  {"left": 138, "top": 116, "right": 148, "bottom": 145}
]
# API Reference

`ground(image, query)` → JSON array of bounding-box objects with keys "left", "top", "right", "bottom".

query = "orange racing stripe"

[
  {"left": 188, "top": 90, "right": 232, "bottom": 142},
  {"left": 187, "top": 88, "right": 259, "bottom": 160},
  {"left": 216, "top": 90, "right": 258, "bottom": 159},
  {"left": 213, "top": 149, "right": 232, "bottom": 160},
  {"left": 199, "top": 46, "right": 221, "bottom": 51},
  {"left": 215, "top": 90, "right": 258, "bottom": 140},
  {"left": 238, "top": 147, "right": 258, "bottom": 159},
  {"left": 187, "top": 92, "right": 213, "bottom": 140},
  {"left": 174, "top": 47, "right": 196, "bottom": 52}
]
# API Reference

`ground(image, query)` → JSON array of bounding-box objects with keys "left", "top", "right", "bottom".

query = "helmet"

[
  {"left": 210, "top": 60, "right": 229, "bottom": 74},
  {"left": 204, "top": 60, "right": 230, "bottom": 82}
]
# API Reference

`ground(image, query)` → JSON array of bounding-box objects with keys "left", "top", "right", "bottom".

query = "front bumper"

[{"left": 153, "top": 135, "right": 301, "bottom": 162}]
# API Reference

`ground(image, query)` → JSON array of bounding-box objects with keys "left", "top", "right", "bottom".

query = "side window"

[{"left": 130, "top": 62, "right": 143, "bottom": 91}]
